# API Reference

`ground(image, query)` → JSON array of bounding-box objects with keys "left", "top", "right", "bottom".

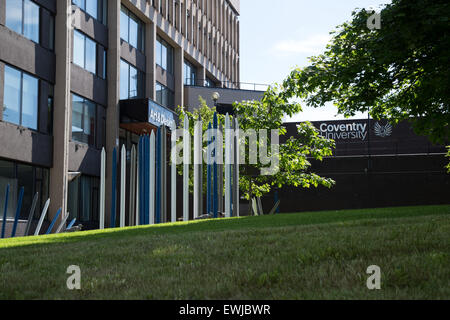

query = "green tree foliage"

[
  {"left": 281, "top": 0, "right": 449, "bottom": 145},
  {"left": 176, "top": 95, "right": 335, "bottom": 201},
  {"left": 233, "top": 87, "right": 335, "bottom": 199}
]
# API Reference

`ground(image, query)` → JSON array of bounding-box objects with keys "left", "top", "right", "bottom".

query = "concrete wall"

[{"left": 0, "top": 121, "right": 53, "bottom": 167}]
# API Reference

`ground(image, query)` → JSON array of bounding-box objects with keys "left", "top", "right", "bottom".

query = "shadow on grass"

[{"left": 0, "top": 204, "right": 449, "bottom": 251}]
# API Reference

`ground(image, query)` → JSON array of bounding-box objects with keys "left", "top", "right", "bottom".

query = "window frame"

[
  {"left": 120, "top": 5, "right": 145, "bottom": 53},
  {"left": 5, "top": 0, "right": 41, "bottom": 44},
  {"left": 71, "top": 93, "right": 97, "bottom": 147},
  {"left": 2, "top": 64, "right": 40, "bottom": 131}
]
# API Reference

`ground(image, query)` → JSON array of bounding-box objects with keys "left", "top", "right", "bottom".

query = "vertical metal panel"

[
  {"left": 45, "top": 207, "right": 61, "bottom": 235},
  {"left": 171, "top": 124, "right": 177, "bottom": 223},
  {"left": 207, "top": 122, "right": 212, "bottom": 215},
  {"left": 24, "top": 192, "right": 39, "bottom": 236},
  {"left": 161, "top": 125, "right": 167, "bottom": 223},
  {"left": 150, "top": 131, "right": 156, "bottom": 225},
  {"left": 111, "top": 147, "right": 117, "bottom": 228},
  {"left": 193, "top": 119, "right": 202, "bottom": 219},
  {"left": 120, "top": 145, "right": 126, "bottom": 227},
  {"left": 129, "top": 145, "right": 136, "bottom": 226},
  {"left": 100, "top": 148, "right": 106, "bottom": 229},
  {"left": 34, "top": 199, "right": 50, "bottom": 236},
  {"left": 11, "top": 187, "right": 24, "bottom": 237},
  {"left": 156, "top": 128, "right": 161, "bottom": 223},
  {"left": 213, "top": 112, "right": 218, "bottom": 218},
  {"left": 225, "top": 114, "right": 231, "bottom": 218},
  {"left": 183, "top": 117, "right": 190, "bottom": 221},
  {"left": 1, "top": 184, "right": 10, "bottom": 238}
]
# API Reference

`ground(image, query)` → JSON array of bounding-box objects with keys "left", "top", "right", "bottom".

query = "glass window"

[
  {"left": 120, "top": 5, "right": 144, "bottom": 52},
  {"left": 71, "top": 94, "right": 96, "bottom": 146},
  {"left": 120, "top": 6, "right": 129, "bottom": 43},
  {"left": 120, "top": 60, "right": 129, "bottom": 100},
  {"left": 6, "top": 0, "right": 40, "bottom": 43},
  {"left": 73, "top": 30, "right": 85, "bottom": 68},
  {"left": 120, "top": 59, "right": 143, "bottom": 99},
  {"left": 23, "top": 0, "right": 40, "bottom": 43},
  {"left": 155, "top": 82, "right": 174, "bottom": 109},
  {"left": 73, "top": 30, "right": 99, "bottom": 76},
  {"left": 184, "top": 61, "right": 197, "bottom": 85},
  {"left": 156, "top": 36, "right": 173, "bottom": 74},
  {"left": 3, "top": 65, "right": 39, "bottom": 130},
  {"left": 3, "top": 66, "right": 22, "bottom": 126},
  {"left": 129, "top": 15, "right": 139, "bottom": 49},
  {"left": 5, "top": 0, "right": 23, "bottom": 35},
  {"left": 21, "top": 73, "right": 39, "bottom": 130},
  {"left": 85, "top": 0, "right": 98, "bottom": 20},
  {"left": 72, "top": 0, "right": 104, "bottom": 23},
  {"left": 85, "top": 37, "right": 97, "bottom": 74}
]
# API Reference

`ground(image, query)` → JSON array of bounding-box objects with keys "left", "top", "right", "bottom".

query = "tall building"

[{"left": 0, "top": 0, "right": 262, "bottom": 231}]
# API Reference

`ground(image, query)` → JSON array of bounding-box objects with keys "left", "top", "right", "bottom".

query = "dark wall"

[{"left": 264, "top": 119, "right": 450, "bottom": 213}]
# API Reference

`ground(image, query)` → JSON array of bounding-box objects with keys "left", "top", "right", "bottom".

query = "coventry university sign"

[
  {"left": 316, "top": 120, "right": 393, "bottom": 141},
  {"left": 318, "top": 122, "right": 368, "bottom": 141}
]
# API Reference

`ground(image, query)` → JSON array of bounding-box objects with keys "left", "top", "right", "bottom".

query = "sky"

[{"left": 239, "top": 0, "right": 392, "bottom": 122}]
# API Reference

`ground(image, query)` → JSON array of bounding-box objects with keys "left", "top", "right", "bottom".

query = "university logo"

[{"left": 374, "top": 122, "right": 393, "bottom": 138}]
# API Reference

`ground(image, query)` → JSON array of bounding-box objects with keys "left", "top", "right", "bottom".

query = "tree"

[
  {"left": 176, "top": 95, "right": 336, "bottom": 201},
  {"left": 281, "top": 0, "right": 449, "bottom": 146}
]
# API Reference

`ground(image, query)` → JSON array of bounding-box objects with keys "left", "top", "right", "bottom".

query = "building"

[
  {"left": 262, "top": 119, "right": 449, "bottom": 214},
  {"left": 0, "top": 0, "right": 263, "bottom": 232}
]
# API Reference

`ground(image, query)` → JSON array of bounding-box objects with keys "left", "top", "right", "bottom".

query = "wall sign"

[
  {"left": 318, "top": 122, "right": 368, "bottom": 141},
  {"left": 148, "top": 100, "right": 175, "bottom": 128}
]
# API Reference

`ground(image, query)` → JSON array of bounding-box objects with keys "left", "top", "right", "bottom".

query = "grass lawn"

[{"left": 0, "top": 205, "right": 449, "bottom": 299}]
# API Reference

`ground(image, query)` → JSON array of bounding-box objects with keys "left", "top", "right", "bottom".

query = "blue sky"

[{"left": 239, "top": 0, "right": 391, "bottom": 122}]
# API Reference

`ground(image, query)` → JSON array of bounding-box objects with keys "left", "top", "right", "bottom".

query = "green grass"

[{"left": 0, "top": 205, "right": 449, "bottom": 299}]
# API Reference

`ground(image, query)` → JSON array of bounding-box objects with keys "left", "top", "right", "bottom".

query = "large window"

[
  {"left": 73, "top": 30, "right": 99, "bottom": 75},
  {"left": 184, "top": 60, "right": 197, "bottom": 85},
  {"left": 156, "top": 36, "right": 174, "bottom": 74},
  {"left": 120, "top": 59, "right": 144, "bottom": 100},
  {"left": 120, "top": 5, "right": 144, "bottom": 52},
  {"left": 3, "top": 65, "right": 38, "bottom": 130},
  {"left": 6, "top": 0, "right": 40, "bottom": 43},
  {"left": 72, "top": 0, "right": 106, "bottom": 24},
  {"left": 0, "top": 159, "right": 49, "bottom": 221},
  {"left": 68, "top": 175, "right": 99, "bottom": 225},
  {"left": 156, "top": 82, "right": 174, "bottom": 109},
  {"left": 71, "top": 94, "right": 96, "bottom": 146}
]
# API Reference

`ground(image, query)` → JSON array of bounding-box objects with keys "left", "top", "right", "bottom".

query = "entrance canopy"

[{"left": 120, "top": 98, "right": 177, "bottom": 135}]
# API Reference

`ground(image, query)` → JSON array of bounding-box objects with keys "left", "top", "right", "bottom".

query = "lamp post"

[{"left": 212, "top": 92, "right": 220, "bottom": 109}]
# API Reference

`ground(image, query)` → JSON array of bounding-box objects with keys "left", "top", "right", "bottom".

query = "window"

[
  {"left": 6, "top": 0, "right": 40, "bottom": 43},
  {"left": 156, "top": 36, "right": 174, "bottom": 74},
  {"left": 156, "top": 82, "right": 174, "bottom": 109},
  {"left": 184, "top": 60, "right": 197, "bottom": 85},
  {"left": 120, "top": 59, "right": 144, "bottom": 99},
  {"left": 68, "top": 175, "right": 99, "bottom": 223},
  {"left": 120, "top": 5, "right": 144, "bottom": 52},
  {"left": 0, "top": 159, "right": 49, "bottom": 220},
  {"left": 3, "top": 65, "right": 38, "bottom": 130},
  {"left": 73, "top": 30, "right": 98, "bottom": 74},
  {"left": 71, "top": 94, "right": 96, "bottom": 146},
  {"left": 205, "top": 77, "right": 215, "bottom": 88},
  {"left": 72, "top": 0, "right": 106, "bottom": 24}
]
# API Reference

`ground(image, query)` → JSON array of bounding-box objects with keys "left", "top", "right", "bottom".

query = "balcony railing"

[{"left": 184, "top": 78, "right": 269, "bottom": 92}]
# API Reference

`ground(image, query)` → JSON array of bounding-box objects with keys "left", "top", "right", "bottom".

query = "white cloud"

[{"left": 272, "top": 34, "right": 332, "bottom": 55}]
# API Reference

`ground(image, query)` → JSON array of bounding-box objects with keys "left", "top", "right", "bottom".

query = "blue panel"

[
  {"left": 155, "top": 128, "right": 161, "bottom": 224},
  {"left": 66, "top": 218, "right": 77, "bottom": 230},
  {"left": 111, "top": 148, "right": 117, "bottom": 228},
  {"left": 1, "top": 184, "right": 9, "bottom": 239},
  {"left": 144, "top": 134, "right": 150, "bottom": 225},
  {"left": 45, "top": 208, "right": 62, "bottom": 235},
  {"left": 11, "top": 187, "right": 24, "bottom": 237}
]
